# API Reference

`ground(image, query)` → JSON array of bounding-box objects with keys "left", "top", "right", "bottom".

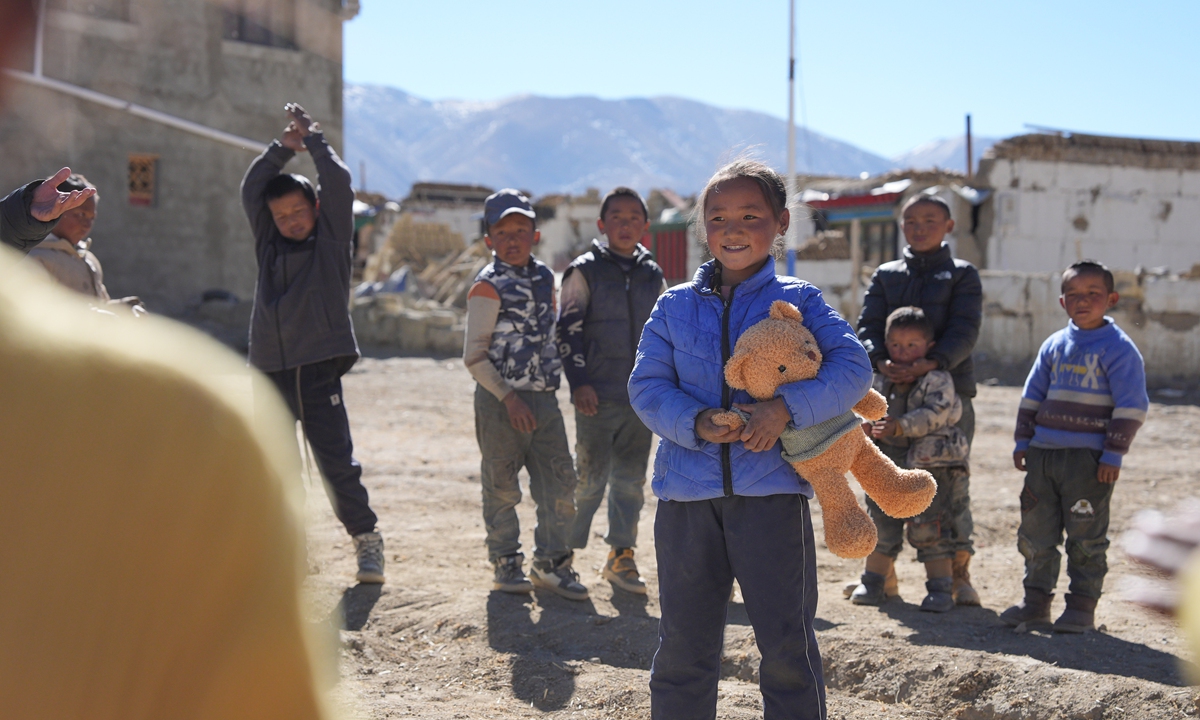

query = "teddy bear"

[{"left": 711, "top": 300, "right": 937, "bottom": 559}]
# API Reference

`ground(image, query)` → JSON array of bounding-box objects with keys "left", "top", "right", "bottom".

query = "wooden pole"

[{"left": 850, "top": 218, "right": 863, "bottom": 319}]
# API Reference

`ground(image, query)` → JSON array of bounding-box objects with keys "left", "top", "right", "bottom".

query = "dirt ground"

[{"left": 300, "top": 357, "right": 1200, "bottom": 719}]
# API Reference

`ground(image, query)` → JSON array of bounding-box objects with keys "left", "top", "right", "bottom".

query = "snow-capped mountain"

[
  {"left": 343, "top": 83, "right": 896, "bottom": 199},
  {"left": 891, "top": 135, "right": 1001, "bottom": 174}
]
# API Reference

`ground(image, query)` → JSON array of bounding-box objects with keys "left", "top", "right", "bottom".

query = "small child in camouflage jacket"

[{"left": 848, "top": 307, "right": 970, "bottom": 613}]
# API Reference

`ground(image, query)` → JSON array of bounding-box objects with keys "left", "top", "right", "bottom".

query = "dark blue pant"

[
  {"left": 652, "top": 494, "right": 826, "bottom": 720},
  {"left": 267, "top": 357, "right": 378, "bottom": 537}
]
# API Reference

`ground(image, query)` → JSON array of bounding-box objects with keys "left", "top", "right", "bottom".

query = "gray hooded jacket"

[{"left": 240, "top": 133, "right": 359, "bottom": 373}]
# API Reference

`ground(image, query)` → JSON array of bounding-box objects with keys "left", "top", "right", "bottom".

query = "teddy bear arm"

[
  {"left": 853, "top": 388, "right": 890, "bottom": 422},
  {"left": 710, "top": 410, "right": 745, "bottom": 430}
]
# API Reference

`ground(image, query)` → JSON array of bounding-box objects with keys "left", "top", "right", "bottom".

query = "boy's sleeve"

[
  {"left": 1100, "top": 339, "right": 1149, "bottom": 467},
  {"left": 856, "top": 270, "right": 889, "bottom": 367},
  {"left": 897, "top": 370, "right": 957, "bottom": 437},
  {"left": 240, "top": 140, "right": 295, "bottom": 250},
  {"left": 463, "top": 283, "right": 513, "bottom": 401},
  {"left": 1014, "top": 338, "right": 1054, "bottom": 452},
  {"left": 0, "top": 182, "right": 59, "bottom": 255},
  {"left": 628, "top": 299, "right": 707, "bottom": 450},
  {"left": 929, "top": 265, "right": 982, "bottom": 373},
  {"left": 556, "top": 268, "right": 590, "bottom": 391},
  {"left": 305, "top": 132, "right": 354, "bottom": 247},
  {"left": 778, "top": 287, "right": 874, "bottom": 429}
]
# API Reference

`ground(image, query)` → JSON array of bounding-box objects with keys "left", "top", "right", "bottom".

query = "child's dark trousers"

[
  {"left": 651, "top": 494, "right": 826, "bottom": 720},
  {"left": 267, "top": 357, "right": 378, "bottom": 537},
  {"left": 474, "top": 386, "right": 577, "bottom": 563},
  {"left": 1018, "top": 446, "right": 1114, "bottom": 599}
]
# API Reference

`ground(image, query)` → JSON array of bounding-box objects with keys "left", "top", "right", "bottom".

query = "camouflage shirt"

[
  {"left": 476, "top": 257, "right": 562, "bottom": 392},
  {"left": 874, "top": 369, "right": 969, "bottom": 468}
]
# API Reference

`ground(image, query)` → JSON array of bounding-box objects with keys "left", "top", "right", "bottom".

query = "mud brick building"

[{"left": 1, "top": 0, "right": 359, "bottom": 315}]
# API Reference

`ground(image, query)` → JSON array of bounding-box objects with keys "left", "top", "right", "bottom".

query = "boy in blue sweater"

[{"left": 1001, "top": 260, "right": 1148, "bottom": 633}]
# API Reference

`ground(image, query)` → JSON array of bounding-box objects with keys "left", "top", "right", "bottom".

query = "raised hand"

[
  {"left": 285, "top": 102, "right": 319, "bottom": 136},
  {"left": 280, "top": 121, "right": 306, "bottom": 152},
  {"left": 30, "top": 167, "right": 95, "bottom": 223}
]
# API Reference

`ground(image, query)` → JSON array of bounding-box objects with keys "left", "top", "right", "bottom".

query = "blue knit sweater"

[{"left": 1014, "top": 317, "right": 1148, "bottom": 467}]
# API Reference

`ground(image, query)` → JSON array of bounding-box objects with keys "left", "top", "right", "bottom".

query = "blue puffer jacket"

[{"left": 629, "top": 260, "right": 873, "bottom": 502}]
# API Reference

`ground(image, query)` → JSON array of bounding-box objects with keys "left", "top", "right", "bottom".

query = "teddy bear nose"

[
  {"left": 778, "top": 365, "right": 787, "bottom": 373},
  {"left": 806, "top": 351, "right": 817, "bottom": 361}
]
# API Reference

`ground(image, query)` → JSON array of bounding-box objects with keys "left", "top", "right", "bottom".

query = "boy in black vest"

[{"left": 558, "top": 187, "right": 665, "bottom": 594}]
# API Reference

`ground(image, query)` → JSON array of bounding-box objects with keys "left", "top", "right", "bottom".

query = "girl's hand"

[
  {"left": 696, "top": 408, "right": 743, "bottom": 444},
  {"left": 732, "top": 397, "right": 792, "bottom": 452}
]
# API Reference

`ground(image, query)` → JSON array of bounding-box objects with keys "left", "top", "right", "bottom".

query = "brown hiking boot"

[
  {"left": 603, "top": 548, "right": 647, "bottom": 595},
  {"left": 952, "top": 550, "right": 981, "bottom": 606},
  {"left": 1000, "top": 587, "right": 1053, "bottom": 629},
  {"left": 1054, "top": 593, "right": 1097, "bottom": 633}
]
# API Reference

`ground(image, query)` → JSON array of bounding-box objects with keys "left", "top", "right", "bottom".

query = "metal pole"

[
  {"left": 785, "top": 0, "right": 797, "bottom": 276},
  {"left": 33, "top": 0, "right": 47, "bottom": 77},
  {"left": 966, "top": 113, "right": 973, "bottom": 177}
]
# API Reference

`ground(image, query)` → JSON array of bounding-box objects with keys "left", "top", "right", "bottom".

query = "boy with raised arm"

[{"left": 241, "top": 103, "right": 384, "bottom": 584}]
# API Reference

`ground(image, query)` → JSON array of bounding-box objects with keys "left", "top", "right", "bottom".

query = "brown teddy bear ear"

[
  {"left": 769, "top": 300, "right": 803, "bottom": 323},
  {"left": 725, "top": 352, "right": 750, "bottom": 390}
]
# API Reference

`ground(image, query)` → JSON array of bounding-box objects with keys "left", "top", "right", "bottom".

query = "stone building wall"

[{"left": 0, "top": 0, "right": 347, "bottom": 316}]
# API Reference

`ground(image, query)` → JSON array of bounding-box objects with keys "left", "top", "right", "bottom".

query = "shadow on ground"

[
  {"left": 875, "top": 598, "right": 1188, "bottom": 685},
  {"left": 486, "top": 588, "right": 659, "bottom": 711}
]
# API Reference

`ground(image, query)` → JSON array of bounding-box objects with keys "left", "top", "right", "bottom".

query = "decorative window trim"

[{"left": 128, "top": 154, "right": 158, "bottom": 208}]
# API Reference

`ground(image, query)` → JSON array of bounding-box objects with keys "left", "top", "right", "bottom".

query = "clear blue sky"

[{"left": 344, "top": 1, "right": 1199, "bottom": 158}]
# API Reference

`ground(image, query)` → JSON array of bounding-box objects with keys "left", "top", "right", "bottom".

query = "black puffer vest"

[{"left": 566, "top": 240, "right": 663, "bottom": 403}]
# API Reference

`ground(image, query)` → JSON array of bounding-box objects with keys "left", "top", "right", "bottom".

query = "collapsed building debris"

[{"left": 353, "top": 215, "right": 493, "bottom": 355}]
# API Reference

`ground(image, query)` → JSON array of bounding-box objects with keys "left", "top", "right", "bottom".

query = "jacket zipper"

[{"left": 720, "top": 284, "right": 736, "bottom": 497}]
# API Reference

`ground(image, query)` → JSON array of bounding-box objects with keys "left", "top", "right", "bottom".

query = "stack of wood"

[
  {"left": 364, "top": 214, "right": 466, "bottom": 282},
  {"left": 414, "top": 240, "right": 492, "bottom": 308},
  {"left": 796, "top": 230, "right": 850, "bottom": 260}
]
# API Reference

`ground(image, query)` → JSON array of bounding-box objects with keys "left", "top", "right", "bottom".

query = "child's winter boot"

[
  {"left": 850, "top": 571, "right": 888, "bottom": 606},
  {"left": 952, "top": 550, "right": 981, "bottom": 606},
  {"left": 1000, "top": 587, "right": 1053, "bottom": 629},
  {"left": 1053, "top": 593, "right": 1097, "bottom": 633},
  {"left": 920, "top": 576, "right": 955, "bottom": 612}
]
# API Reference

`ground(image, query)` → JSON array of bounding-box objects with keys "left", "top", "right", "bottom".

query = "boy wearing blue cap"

[{"left": 463, "top": 189, "right": 588, "bottom": 600}]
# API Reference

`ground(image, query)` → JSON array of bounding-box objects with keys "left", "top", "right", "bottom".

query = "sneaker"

[
  {"left": 919, "top": 577, "right": 955, "bottom": 613},
  {"left": 531, "top": 555, "right": 589, "bottom": 601},
  {"left": 603, "top": 547, "right": 647, "bottom": 595},
  {"left": 493, "top": 554, "right": 533, "bottom": 594},
  {"left": 353, "top": 531, "right": 385, "bottom": 584}
]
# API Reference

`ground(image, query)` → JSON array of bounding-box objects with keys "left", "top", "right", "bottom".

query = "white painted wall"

[
  {"left": 975, "top": 271, "right": 1200, "bottom": 385},
  {"left": 982, "top": 159, "right": 1200, "bottom": 274}
]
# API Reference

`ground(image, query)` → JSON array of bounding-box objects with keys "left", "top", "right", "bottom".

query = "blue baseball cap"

[{"left": 484, "top": 188, "right": 536, "bottom": 227}]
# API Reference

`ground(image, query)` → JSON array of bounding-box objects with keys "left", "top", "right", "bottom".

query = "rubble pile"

[
  {"left": 353, "top": 217, "right": 493, "bottom": 355},
  {"left": 796, "top": 230, "right": 849, "bottom": 260}
]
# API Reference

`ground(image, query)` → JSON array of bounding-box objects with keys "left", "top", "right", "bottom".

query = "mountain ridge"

[{"left": 344, "top": 83, "right": 897, "bottom": 199}]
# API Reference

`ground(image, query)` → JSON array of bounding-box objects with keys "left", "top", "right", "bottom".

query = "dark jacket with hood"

[
  {"left": 857, "top": 242, "right": 982, "bottom": 397},
  {"left": 1, "top": 182, "right": 58, "bottom": 254},
  {"left": 558, "top": 239, "right": 663, "bottom": 403},
  {"left": 240, "top": 133, "right": 359, "bottom": 373}
]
